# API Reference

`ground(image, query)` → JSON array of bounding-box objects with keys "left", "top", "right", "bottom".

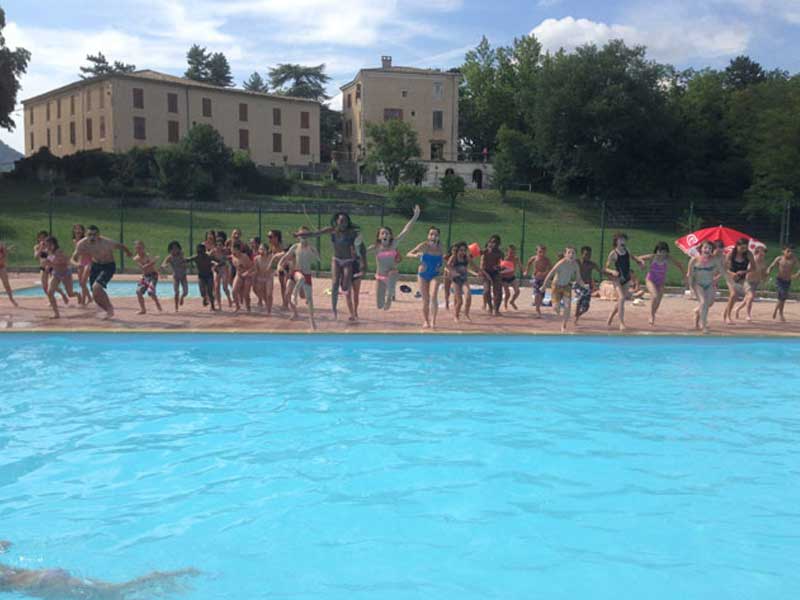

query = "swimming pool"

[
  {"left": 1, "top": 334, "right": 798, "bottom": 600},
  {"left": 14, "top": 280, "right": 202, "bottom": 298}
]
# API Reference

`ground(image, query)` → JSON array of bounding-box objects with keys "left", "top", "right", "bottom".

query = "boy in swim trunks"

[
  {"left": 133, "top": 240, "right": 163, "bottom": 315},
  {"left": 523, "top": 245, "right": 551, "bottom": 318},
  {"left": 542, "top": 246, "right": 586, "bottom": 332},
  {"left": 187, "top": 243, "right": 218, "bottom": 311},
  {"left": 277, "top": 226, "right": 321, "bottom": 330},
  {"left": 72, "top": 225, "right": 132, "bottom": 319},
  {"left": 0, "top": 242, "right": 19, "bottom": 307},
  {"left": 767, "top": 244, "right": 799, "bottom": 322},
  {"left": 734, "top": 245, "right": 767, "bottom": 321},
  {"left": 161, "top": 241, "right": 189, "bottom": 312}
]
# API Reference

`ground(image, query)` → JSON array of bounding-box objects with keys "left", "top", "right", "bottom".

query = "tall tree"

[
  {"left": 242, "top": 72, "right": 268, "bottom": 93},
  {"left": 79, "top": 52, "right": 136, "bottom": 79},
  {"left": 185, "top": 44, "right": 211, "bottom": 82},
  {"left": 0, "top": 7, "right": 31, "bottom": 131},
  {"left": 724, "top": 55, "right": 766, "bottom": 90},
  {"left": 364, "top": 119, "right": 421, "bottom": 189},
  {"left": 268, "top": 63, "right": 330, "bottom": 100},
  {"left": 207, "top": 52, "right": 233, "bottom": 87}
]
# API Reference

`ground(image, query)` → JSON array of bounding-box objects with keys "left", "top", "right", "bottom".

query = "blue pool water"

[
  {"left": 15, "top": 280, "right": 202, "bottom": 298},
  {"left": 1, "top": 334, "right": 799, "bottom": 600}
]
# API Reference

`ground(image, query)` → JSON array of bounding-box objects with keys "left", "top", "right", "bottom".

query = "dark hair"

[
  {"left": 87, "top": 225, "right": 99, "bottom": 233},
  {"left": 714, "top": 240, "right": 724, "bottom": 249},
  {"left": 37, "top": 230, "right": 49, "bottom": 239},
  {"left": 196, "top": 243, "right": 206, "bottom": 254},
  {"left": 331, "top": 212, "right": 353, "bottom": 229},
  {"left": 72, "top": 224, "right": 86, "bottom": 241},
  {"left": 217, "top": 231, "right": 227, "bottom": 243},
  {"left": 168, "top": 240, "right": 182, "bottom": 252},
  {"left": 784, "top": 243, "right": 795, "bottom": 250},
  {"left": 581, "top": 246, "right": 592, "bottom": 254},
  {"left": 612, "top": 232, "right": 627, "bottom": 246},
  {"left": 215, "top": 237, "right": 226, "bottom": 245},
  {"left": 428, "top": 226, "right": 441, "bottom": 235},
  {"left": 232, "top": 241, "right": 243, "bottom": 251},
  {"left": 701, "top": 240, "right": 715, "bottom": 252},
  {"left": 376, "top": 226, "right": 394, "bottom": 245},
  {"left": 205, "top": 230, "right": 217, "bottom": 240},
  {"left": 250, "top": 236, "right": 261, "bottom": 246},
  {"left": 737, "top": 237, "right": 749, "bottom": 246},
  {"left": 45, "top": 236, "right": 59, "bottom": 251},
  {"left": 654, "top": 241, "right": 669, "bottom": 254},
  {"left": 268, "top": 230, "right": 283, "bottom": 245}
]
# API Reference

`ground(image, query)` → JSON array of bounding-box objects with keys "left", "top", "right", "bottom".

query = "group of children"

[{"left": 1, "top": 214, "right": 798, "bottom": 332}]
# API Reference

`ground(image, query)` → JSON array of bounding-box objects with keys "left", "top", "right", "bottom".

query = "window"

[
  {"left": 433, "top": 110, "right": 444, "bottom": 130},
  {"left": 239, "top": 103, "right": 248, "bottom": 122},
  {"left": 430, "top": 142, "right": 444, "bottom": 160},
  {"left": 383, "top": 108, "right": 403, "bottom": 121},
  {"left": 57, "top": 125, "right": 62, "bottom": 146},
  {"left": 86, "top": 90, "right": 92, "bottom": 111},
  {"left": 29, "top": 108, "right": 34, "bottom": 125},
  {"left": 300, "top": 135, "right": 310, "bottom": 155},
  {"left": 346, "top": 94, "right": 352, "bottom": 108},
  {"left": 401, "top": 90, "right": 407, "bottom": 98},
  {"left": 344, "top": 120, "right": 352, "bottom": 138},
  {"left": 99, "top": 87, "right": 105, "bottom": 109},
  {"left": 433, "top": 81, "right": 444, "bottom": 100},
  {"left": 272, "top": 133, "right": 282, "bottom": 153},
  {"left": 300, "top": 111, "right": 310, "bottom": 129},
  {"left": 167, "top": 93, "right": 178, "bottom": 113},
  {"left": 168, "top": 120, "right": 179, "bottom": 143},
  {"left": 356, "top": 83, "right": 361, "bottom": 100},
  {"left": 70, "top": 95, "right": 75, "bottom": 116},
  {"left": 69, "top": 122, "right": 76, "bottom": 145},
  {"left": 86, "top": 118, "right": 93, "bottom": 142},
  {"left": 99, "top": 115, "right": 106, "bottom": 139},
  {"left": 133, "top": 116, "right": 146, "bottom": 140},
  {"left": 273, "top": 107, "right": 281, "bottom": 126},
  {"left": 239, "top": 129, "right": 249, "bottom": 150},
  {"left": 46, "top": 102, "right": 51, "bottom": 121},
  {"left": 132, "top": 88, "right": 144, "bottom": 109},
  {"left": 29, "top": 132, "right": 33, "bottom": 149},
  {"left": 202, "top": 97, "right": 212, "bottom": 117},
  {"left": 46, "top": 128, "right": 51, "bottom": 147},
  {"left": 57, "top": 98, "right": 62, "bottom": 119}
]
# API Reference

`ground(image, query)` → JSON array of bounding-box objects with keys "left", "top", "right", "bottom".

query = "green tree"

[
  {"left": 364, "top": 119, "right": 421, "bottom": 189},
  {"left": 723, "top": 55, "right": 765, "bottom": 90},
  {"left": 268, "top": 63, "right": 330, "bottom": 99},
  {"left": 491, "top": 126, "right": 537, "bottom": 197},
  {"left": 185, "top": 44, "right": 211, "bottom": 82},
  {"left": 155, "top": 145, "right": 195, "bottom": 198},
  {"left": 440, "top": 174, "right": 466, "bottom": 248},
  {"left": 207, "top": 52, "right": 234, "bottom": 87},
  {"left": 79, "top": 52, "right": 135, "bottom": 79},
  {"left": 0, "top": 7, "right": 31, "bottom": 131},
  {"left": 180, "top": 123, "right": 233, "bottom": 189},
  {"left": 242, "top": 72, "right": 268, "bottom": 92}
]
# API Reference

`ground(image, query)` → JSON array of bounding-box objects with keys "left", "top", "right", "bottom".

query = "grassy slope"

[{"left": 0, "top": 180, "right": 783, "bottom": 288}]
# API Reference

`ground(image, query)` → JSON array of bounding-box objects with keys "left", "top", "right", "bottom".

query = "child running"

[
  {"left": 34, "top": 230, "right": 65, "bottom": 302},
  {"left": 501, "top": 244, "right": 522, "bottom": 310},
  {"left": 735, "top": 245, "right": 768, "bottom": 321},
  {"left": 277, "top": 226, "right": 320, "bottom": 330},
  {"left": 45, "top": 236, "right": 77, "bottom": 318},
  {"left": 231, "top": 241, "right": 255, "bottom": 312},
  {"left": 132, "top": 240, "right": 163, "bottom": 314},
  {"left": 370, "top": 205, "right": 420, "bottom": 310},
  {"left": 722, "top": 238, "right": 754, "bottom": 325},
  {"left": 637, "top": 241, "right": 685, "bottom": 326},
  {"left": 480, "top": 234, "right": 504, "bottom": 316},
  {"left": 210, "top": 236, "right": 233, "bottom": 309},
  {"left": 447, "top": 241, "right": 480, "bottom": 322},
  {"left": 542, "top": 246, "right": 586, "bottom": 332},
  {"left": 605, "top": 232, "right": 645, "bottom": 331},
  {"left": 187, "top": 243, "right": 218, "bottom": 311},
  {"left": 407, "top": 226, "right": 444, "bottom": 329},
  {"left": 0, "top": 242, "right": 18, "bottom": 307},
  {"left": 767, "top": 244, "right": 799, "bottom": 322},
  {"left": 523, "top": 245, "right": 552, "bottom": 318},
  {"left": 161, "top": 241, "right": 189, "bottom": 312},
  {"left": 72, "top": 224, "right": 92, "bottom": 305},
  {"left": 253, "top": 243, "right": 278, "bottom": 314},
  {"left": 574, "top": 246, "right": 601, "bottom": 323},
  {"left": 688, "top": 240, "right": 722, "bottom": 334}
]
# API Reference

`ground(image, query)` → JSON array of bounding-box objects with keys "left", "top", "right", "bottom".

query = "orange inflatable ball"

[
  {"left": 468, "top": 242, "right": 481, "bottom": 258},
  {"left": 500, "top": 260, "right": 514, "bottom": 271}
]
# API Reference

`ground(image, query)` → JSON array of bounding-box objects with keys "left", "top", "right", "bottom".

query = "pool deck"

[{"left": 2, "top": 273, "right": 799, "bottom": 336}]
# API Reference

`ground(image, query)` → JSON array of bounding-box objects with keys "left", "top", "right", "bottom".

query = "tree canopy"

[
  {"left": 268, "top": 63, "right": 330, "bottom": 101},
  {"left": 185, "top": 45, "right": 233, "bottom": 87},
  {"left": 242, "top": 72, "right": 268, "bottom": 93},
  {"left": 364, "top": 119, "right": 422, "bottom": 189},
  {"left": 0, "top": 7, "right": 31, "bottom": 131},
  {"left": 79, "top": 52, "right": 136, "bottom": 79}
]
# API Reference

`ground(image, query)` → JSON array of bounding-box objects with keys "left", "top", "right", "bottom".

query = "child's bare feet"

[
  {"left": 136, "top": 309, "right": 146, "bottom": 315},
  {"left": 694, "top": 311, "right": 700, "bottom": 330},
  {"left": 511, "top": 300, "right": 518, "bottom": 310}
]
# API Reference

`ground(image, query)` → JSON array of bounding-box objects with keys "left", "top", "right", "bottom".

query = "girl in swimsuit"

[
  {"left": 0, "top": 242, "right": 19, "bottom": 307},
  {"left": 542, "top": 246, "right": 586, "bottom": 332},
  {"left": 203, "top": 230, "right": 217, "bottom": 252},
  {"left": 277, "top": 226, "right": 321, "bottom": 330},
  {"left": 72, "top": 224, "right": 92, "bottom": 306},
  {"left": 370, "top": 205, "right": 420, "bottom": 310},
  {"left": 688, "top": 240, "right": 722, "bottom": 333},
  {"left": 267, "top": 230, "right": 291, "bottom": 310},
  {"left": 407, "top": 226, "right": 444, "bottom": 329},
  {"left": 231, "top": 241, "right": 255, "bottom": 313},
  {"left": 501, "top": 244, "right": 522, "bottom": 310},
  {"left": 161, "top": 241, "right": 189, "bottom": 312},
  {"left": 446, "top": 241, "right": 480, "bottom": 322},
  {"left": 637, "top": 241, "right": 685, "bottom": 326},
  {"left": 722, "top": 238, "right": 754, "bottom": 325},
  {"left": 210, "top": 236, "right": 233, "bottom": 309},
  {"left": 252, "top": 243, "right": 279, "bottom": 314},
  {"left": 45, "top": 236, "right": 77, "bottom": 318},
  {"left": 605, "top": 232, "right": 645, "bottom": 331},
  {"left": 34, "top": 230, "right": 65, "bottom": 302},
  {"left": 480, "top": 235, "right": 504, "bottom": 316}
]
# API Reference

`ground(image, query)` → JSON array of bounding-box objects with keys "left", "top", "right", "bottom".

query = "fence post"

[
  {"left": 598, "top": 199, "right": 606, "bottom": 271},
  {"left": 48, "top": 189, "right": 54, "bottom": 235},
  {"left": 380, "top": 197, "right": 385, "bottom": 227},
  {"left": 688, "top": 200, "right": 695, "bottom": 232},
  {"left": 188, "top": 197, "right": 194, "bottom": 258},
  {"left": 446, "top": 195, "right": 455, "bottom": 251},
  {"left": 787, "top": 198, "right": 792, "bottom": 245},
  {"left": 119, "top": 194, "right": 125, "bottom": 272},
  {"left": 520, "top": 201, "right": 527, "bottom": 264},
  {"left": 316, "top": 202, "right": 322, "bottom": 272},
  {"left": 258, "top": 205, "right": 262, "bottom": 238}
]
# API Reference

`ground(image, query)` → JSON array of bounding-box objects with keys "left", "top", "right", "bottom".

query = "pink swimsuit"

[{"left": 647, "top": 260, "right": 667, "bottom": 287}]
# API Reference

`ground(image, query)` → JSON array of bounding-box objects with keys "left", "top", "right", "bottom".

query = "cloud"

[
  {"left": 712, "top": 0, "right": 800, "bottom": 24},
  {"left": 531, "top": 15, "right": 751, "bottom": 63}
]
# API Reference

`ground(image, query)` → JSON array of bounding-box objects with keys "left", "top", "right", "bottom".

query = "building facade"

[
  {"left": 22, "top": 70, "right": 320, "bottom": 167},
  {"left": 340, "top": 56, "right": 460, "bottom": 163}
]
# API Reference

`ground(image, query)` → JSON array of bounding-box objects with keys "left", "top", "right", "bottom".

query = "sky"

[{"left": 2, "top": 0, "right": 800, "bottom": 153}]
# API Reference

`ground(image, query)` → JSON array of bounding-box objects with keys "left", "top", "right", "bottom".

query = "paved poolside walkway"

[{"left": 2, "top": 273, "right": 799, "bottom": 336}]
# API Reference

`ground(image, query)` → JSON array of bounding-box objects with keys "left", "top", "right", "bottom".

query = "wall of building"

[{"left": 370, "top": 160, "right": 493, "bottom": 190}]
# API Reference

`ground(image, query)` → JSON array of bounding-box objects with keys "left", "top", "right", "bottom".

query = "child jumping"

[
  {"left": 637, "top": 241, "right": 685, "bottom": 326},
  {"left": 44, "top": 236, "right": 77, "bottom": 318},
  {"left": 688, "top": 240, "right": 722, "bottom": 334},
  {"left": 0, "top": 242, "right": 18, "bottom": 307},
  {"left": 501, "top": 244, "right": 522, "bottom": 310},
  {"left": 133, "top": 241, "right": 163, "bottom": 314},
  {"left": 767, "top": 244, "right": 799, "bottom": 322},
  {"left": 605, "top": 232, "right": 645, "bottom": 331},
  {"left": 523, "top": 245, "right": 551, "bottom": 318},
  {"left": 161, "top": 241, "right": 189, "bottom": 312},
  {"left": 447, "top": 241, "right": 480, "bottom": 322},
  {"left": 480, "top": 234, "right": 504, "bottom": 316},
  {"left": 542, "top": 246, "right": 586, "bottom": 332},
  {"left": 407, "top": 226, "right": 444, "bottom": 329},
  {"left": 187, "top": 243, "right": 218, "bottom": 311},
  {"left": 370, "top": 205, "right": 420, "bottom": 310},
  {"left": 277, "top": 226, "right": 320, "bottom": 330},
  {"left": 735, "top": 245, "right": 768, "bottom": 321}
]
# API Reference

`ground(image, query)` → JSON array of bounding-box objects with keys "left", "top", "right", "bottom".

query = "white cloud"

[
  {"left": 712, "top": 0, "right": 800, "bottom": 24},
  {"left": 537, "top": 0, "right": 563, "bottom": 7},
  {"left": 531, "top": 15, "right": 751, "bottom": 63}
]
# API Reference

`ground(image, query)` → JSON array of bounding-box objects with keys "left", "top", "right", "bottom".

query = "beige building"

[
  {"left": 22, "top": 70, "right": 320, "bottom": 167},
  {"left": 340, "top": 56, "right": 460, "bottom": 162}
]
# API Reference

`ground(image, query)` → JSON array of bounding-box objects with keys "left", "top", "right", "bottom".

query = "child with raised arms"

[
  {"left": 523, "top": 245, "right": 551, "bottom": 318},
  {"left": 637, "top": 241, "right": 685, "bottom": 326},
  {"left": 132, "top": 240, "right": 163, "bottom": 314},
  {"left": 161, "top": 241, "right": 189, "bottom": 312},
  {"left": 767, "top": 244, "right": 799, "bottom": 322},
  {"left": 542, "top": 246, "right": 586, "bottom": 332},
  {"left": 407, "top": 226, "right": 444, "bottom": 329},
  {"left": 370, "top": 205, "right": 420, "bottom": 310},
  {"left": 278, "top": 226, "right": 321, "bottom": 330}
]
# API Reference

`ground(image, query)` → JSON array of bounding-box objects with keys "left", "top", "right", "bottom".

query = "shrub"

[
  {"left": 155, "top": 146, "right": 195, "bottom": 199},
  {"left": 61, "top": 150, "right": 118, "bottom": 183},
  {"left": 391, "top": 184, "right": 428, "bottom": 214}
]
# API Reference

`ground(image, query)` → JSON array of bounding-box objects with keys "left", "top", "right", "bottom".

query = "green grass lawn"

[{"left": 0, "top": 180, "right": 784, "bottom": 289}]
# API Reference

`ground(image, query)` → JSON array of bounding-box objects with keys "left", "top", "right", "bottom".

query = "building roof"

[
  {"left": 340, "top": 66, "right": 460, "bottom": 91},
  {"left": 23, "top": 69, "right": 320, "bottom": 105}
]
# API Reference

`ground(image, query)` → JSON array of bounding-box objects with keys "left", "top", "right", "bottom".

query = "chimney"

[{"left": 381, "top": 55, "right": 392, "bottom": 69}]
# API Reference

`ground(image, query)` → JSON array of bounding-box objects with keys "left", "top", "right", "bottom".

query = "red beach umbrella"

[{"left": 675, "top": 225, "right": 766, "bottom": 257}]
